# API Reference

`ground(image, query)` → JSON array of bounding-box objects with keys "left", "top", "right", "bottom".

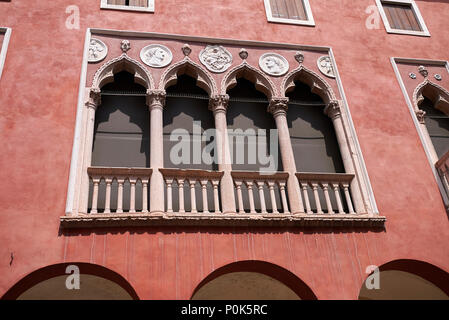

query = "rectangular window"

[
  {"left": 101, "top": 0, "right": 154, "bottom": 12},
  {"left": 264, "top": 0, "right": 315, "bottom": 26},
  {"left": 376, "top": 0, "right": 429, "bottom": 36}
]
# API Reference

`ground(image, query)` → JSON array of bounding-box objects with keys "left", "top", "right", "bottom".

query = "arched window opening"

[
  {"left": 89, "top": 71, "right": 149, "bottom": 213},
  {"left": 227, "top": 78, "right": 284, "bottom": 213},
  {"left": 163, "top": 74, "right": 216, "bottom": 213},
  {"left": 419, "top": 96, "right": 449, "bottom": 159},
  {"left": 286, "top": 80, "right": 344, "bottom": 173},
  {"left": 227, "top": 78, "right": 282, "bottom": 172}
]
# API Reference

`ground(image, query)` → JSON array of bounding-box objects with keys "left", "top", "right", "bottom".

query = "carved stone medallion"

[
  {"left": 140, "top": 44, "right": 173, "bottom": 68},
  {"left": 259, "top": 53, "right": 289, "bottom": 76},
  {"left": 199, "top": 45, "right": 233, "bottom": 73},
  {"left": 88, "top": 38, "right": 108, "bottom": 63},
  {"left": 317, "top": 56, "right": 336, "bottom": 78}
]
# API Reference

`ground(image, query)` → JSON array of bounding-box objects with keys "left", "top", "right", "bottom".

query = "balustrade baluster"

[
  {"left": 212, "top": 180, "right": 220, "bottom": 213},
  {"left": 267, "top": 181, "right": 278, "bottom": 214},
  {"left": 331, "top": 182, "right": 344, "bottom": 214},
  {"left": 104, "top": 178, "right": 112, "bottom": 214},
  {"left": 321, "top": 182, "right": 334, "bottom": 214},
  {"left": 311, "top": 182, "right": 323, "bottom": 214},
  {"left": 234, "top": 180, "right": 245, "bottom": 214},
  {"left": 245, "top": 181, "right": 256, "bottom": 214},
  {"left": 165, "top": 178, "right": 173, "bottom": 213},
  {"left": 300, "top": 182, "right": 312, "bottom": 214},
  {"left": 278, "top": 181, "right": 289, "bottom": 214},
  {"left": 91, "top": 177, "right": 101, "bottom": 214},
  {"left": 116, "top": 178, "right": 124, "bottom": 213},
  {"left": 342, "top": 182, "right": 355, "bottom": 214},
  {"left": 200, "top": 179, "right": 209, "bottom": 214},
  {"left": 142, "top": 178, "right": 149, "bottom": 213},
  {"left": 189, "top": 178, "right": 197, "bottom": 213},
  {"left": 177, "top": 178, "right": 185, "bottom": 213}
]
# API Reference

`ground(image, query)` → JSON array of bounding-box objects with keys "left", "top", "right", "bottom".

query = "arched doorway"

[
  {"left": 191, "top": 260, "right": 316, "bottom": 300},
  {"left": 2, "top": 263, "right": 138, "bottom": 300},
  {"left": 358, "top": 259, "right": 449, "bottom": 300}
]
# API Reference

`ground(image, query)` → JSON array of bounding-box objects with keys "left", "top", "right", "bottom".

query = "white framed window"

[
  {"left": 376, "top": 0, "right": 430, "bottom": 37},
  {"left": 100, "top": 0, "right": 154, "bottom": 13},
  {"left": 263, "top": 0, "right": 315, "bottom": 26},
  {"left": 0, "top": 27, "right": 11, "bottom": 80}
]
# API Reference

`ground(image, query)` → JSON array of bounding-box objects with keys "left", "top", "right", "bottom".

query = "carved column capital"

[
  {"left": 324, "top": 100, "right": 341, "bottom": 119},
  {"left": 146, "top": 89, "right": 166, "bottom": 109},
  {"left": 268, "top": 97, "right": 289, "bottom": 117},
  {"left": 209, "top": 94, "right": 229, "bottom": 115},
  {"left": 86, "top": 87, "right": 101, "bottom": 110},
  {"left": 416, "top": 109, "right": 426, "bottom": 124}
]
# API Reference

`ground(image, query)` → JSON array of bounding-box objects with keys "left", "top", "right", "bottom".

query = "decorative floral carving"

[
  {"left": 409, "top": 72, "right": 417, "bottom": 79},
  {"left": 418, "top": 65, "right": 428, "bottom": 78},
  {"left": 294, "top": 51, "right": 304, "bottom": 64},
  {"left": 140, "top": 44, "right": 173, "bottom": 68},
  {"left": 182, "top": 44, "right": 192, "bottom": 57},
  {"left": 415, "top": 109, "right": 426, "bottom": 123},
  {"left": 121, "top": 40, "right": 131, "bottom": 53},
  {"left": 435, "top": 74, "right": 442, "bottom": 81},
  {"left": 317, "top": 56, "right": 336, "bottom": 78},
  {"left": 86, "top": 87, "right": 101, "bottom": 109},
  {"left": 199, "top": 45, "right": 233, "bottom": 73},
  {"left": 208, "top": 94, "right": 230, "bottom": 114},
  {"left": 88, "top": 38, "right": 108, "bottom": 63},
  {"left": 259, "top": 53, "right": 289, "bottom": 77},
  {"left": 146, "top": 89, "right": 166, "bottom": 108},
  {"left": 324, "top": 100, "right": 341, "bottom": 119},
  {"left": 239, "top": 49, "right": 248, "bottom": 60},
  {"left": 268, "top": 97, "right": 289, "bottom": 116}
]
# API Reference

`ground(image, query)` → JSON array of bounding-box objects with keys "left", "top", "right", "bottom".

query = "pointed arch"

[
  {"left": 221, "top": 62, "right": 276, "bottom": 98},
  {"left": 92, "top": 54, "right": 155, "bottom": 90},
  {"left": 158, "top": 57, "right": 217, "bottom": 96},
  {"left": 281, "top": 65, "right": 337, "bottom": 105},
  {"left": 413, "top": 79, "right": 449, "bottom": 115}
]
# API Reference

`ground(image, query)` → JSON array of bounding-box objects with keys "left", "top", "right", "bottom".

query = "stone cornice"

[{"left": 61, "top": 213, "right": 386, "bottom": 229}]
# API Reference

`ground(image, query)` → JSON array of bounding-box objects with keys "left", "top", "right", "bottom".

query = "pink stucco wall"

[{"left": 0, "top": 0, "right": 448, "bottom": 299}]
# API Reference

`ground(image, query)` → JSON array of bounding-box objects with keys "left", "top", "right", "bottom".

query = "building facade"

[{"left": 0, "top": 0, "right": 448, "bottom": 299}]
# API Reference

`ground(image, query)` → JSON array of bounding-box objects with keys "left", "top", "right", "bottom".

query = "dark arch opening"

[
  {"left": 89, "top": 71, "right": 149, "bottom": 213},
  {"left": 359, "top": 259, "right": 449, "bottom": 300},
  {"left": 191, "top": 260, "right": 317, "bottom": 300},
  {"left": 419, "top": 95, "right": 449, "bottom": 158},
  {"left": 2, "top": 262, "right": 139, "bottom": 300},
  {"left": 286, "top": 80, "right": 344, "bottom": 173}
]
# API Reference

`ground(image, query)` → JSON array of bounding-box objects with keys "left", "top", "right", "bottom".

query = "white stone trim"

[
  {"left": 375, "top": 0, "right": 430, "bottom": 37},
  {"left": 390, "top": 57, "right": 449, "bottom": 207},
  {"left": 0, "top": 27, "right": 11, "bottom": 80},
  {"left": 65, "top": 29, "right": 92, "bottom": 214},
  {"left": 329, "top": 48, "right": 379, "bottom": 215},
  {"left": 100, "top": 0, "right": 154, "bottom": 13},
  {"left": 263, "top": 0, "right": 315, "bottom": 26}
]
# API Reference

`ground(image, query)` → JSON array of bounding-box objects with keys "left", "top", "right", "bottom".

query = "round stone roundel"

[{"left": 140, "top": 44, "right": 173, "bottom": 68}]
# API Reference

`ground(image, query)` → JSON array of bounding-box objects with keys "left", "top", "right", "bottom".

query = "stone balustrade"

[
  {"left": 88, "top": 167, "right": 153, "bottom": 214},
  {"left": 160, "top": 168, "right": 223, "bottom": 213},
  {"left": 436, "top": 150, "right": 449, "bottom": 202},
  {"left": 296, "top": 172, "right": 356, "bottom": 214},
  {"left": 231, "top": 171, "right": 290, "bottom": 214}
]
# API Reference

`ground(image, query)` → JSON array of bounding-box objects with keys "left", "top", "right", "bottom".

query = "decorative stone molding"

[
  {"left": 159, "top": 57, "right": 217, "bottom": 96},
  {"left": 239, "top": 48, "right": 248, "bottom": 60},
  {"left": 182, "top": 44, "right": 192, "bottom": 57},
  {"left": 86, "top": 88, "right": 101, "bottom": 109},
  {"left": 120, "top": 40, "right": 131, "bottom": 53},
  {"left": 222, "top": 62, "right": 277, "bottom": 98},
  {"left": 415, "top": 109, "right": 426, "bottom": 124},
  {"left": 282, "top": 65, "right": 337, "bottom": 105},
  {"left": 268, "top": 97, "right": 289, "bottom": 117},
  {"left": 92, "top": 53, "right": 155, "bottom": 89},
  {"left": 208, "top": 94, "right": 230, "bottom": 114},
  {"left": 88, "top": 38, "right": 108, "bottom": 63},
  {"left": 413, "top": 79, "right": 449, "bottom": 115},
  {"left": 140, "top": 44, "right": 173, "bottom": 68},
  {"left": 418, "top": 65, "right": 428, "bottom": 78},
  {"left": 294, "top": 51, "right": 304, "bottom": 64},
  {"left": 259, "top": 53, "right": 289, "bottom": 76},
  {"left": 199, "top": 45, "right": 233, "bottom": 73},
  {"left": 60, "top": 213, "right": 386, "bottom": 228},
  {"left": 146, "top": 89, "right": 166, "bottom": 109},
  {"left": 324, "top": 100, "right": 341, "bottom": 119},
  {"left": 317, "top": 56, "right": 336, "bottom": 78}
]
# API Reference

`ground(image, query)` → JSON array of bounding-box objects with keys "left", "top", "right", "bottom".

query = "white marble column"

[
  {"left": 325, "top": 100, "right": 364, "bottom": 213},
  {"left": 209, "top": 94, "right": 236, "bottom": 213},
  {"left": 268, "top": 98, "right": 304, "bottom": 214},
  {"left": 147, "top": 89, "right": 166, "bottom": 213},
  {"left": 80, "top": 88, "right": 101, "bottom": 213}
]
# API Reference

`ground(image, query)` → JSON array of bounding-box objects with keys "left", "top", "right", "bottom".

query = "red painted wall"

[{"left": 0, "top": 0, "right": 448, "bottom": 299}]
